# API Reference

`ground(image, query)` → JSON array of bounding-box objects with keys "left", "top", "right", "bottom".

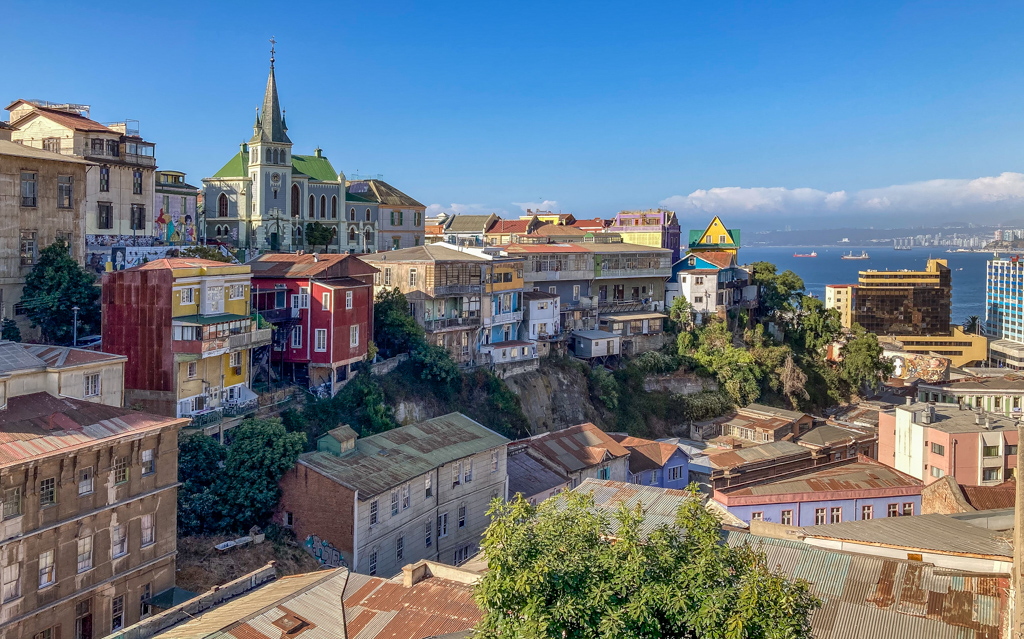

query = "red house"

[{"left": 248, "top": 253, "right": 377, "bottom": 394}]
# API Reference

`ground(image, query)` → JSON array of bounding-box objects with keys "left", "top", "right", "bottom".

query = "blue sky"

[{"left": 6, "top": 1, "right": 1024, "bottom": 229}]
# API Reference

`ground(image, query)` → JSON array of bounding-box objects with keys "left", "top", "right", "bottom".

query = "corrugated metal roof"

[
  {"left": 559, "top": 479, "right": 692, "bottom": 539},
  {"left": 507, "top": 450, "right": 568, "bottom": 498},
  {"left": 707, "top": 441, "right": 808, "bottom": 470},
  {"left": 723, "top": 460, "right": 922, "bottom": 498},
  {"left": 961, "top": 482, "right": 1016, "bottom": 511},
  {"left": 796, "top": 424, "right": 874, "bottom": 448},
  {"left": 359, "top": 244, "right": 488, "bottom": 264},
  {"left": 444, "top": 214, "right": 496, "bottom": 233},
  {"left": 802, "top": 513, "right": 1013, "bottom": 559},
  {"left": 611, "top": 435, "right": 685, "bottom": 474},
  {"left": 726, "top": 531, "right": 1009, "bottom": 639},
  {"left": 300, "top": 413, "right": 510, "bottom": 498},
  {"left": 524, "top": 423, "right": 629, "bottom": 475},
  {"left": 342, "top": 572, "right": 481, "bottom": 638}
]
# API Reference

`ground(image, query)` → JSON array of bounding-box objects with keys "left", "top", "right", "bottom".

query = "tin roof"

[
  {"left": 524, "top": 423, "right": 629, "bottom": 475},
  {"left": 687, "top": 251, "right": 736, "bottom": 269},
  {"left": 706, "top": 441, "right": 808, "bottom": 470},
  {"left": 506, "top": 449, "right": 568, "bottom": 499},
  {"left": 572, "top": 329, "right": 619, "bottom": 341},
  {"left": 600, "top": 311, "right": 668, "bottom": 322},
  {"left": 342, "top": 571, "right": 482, "bottom": 637},
  {"left": 9, "top": 102, "right": 114, "bottom": 133},
  {"left": 0, "top": 393, "right": 185, "bottom": 467},
  {"left": 726, "top": 531, "right": 1009, "bottom": 639},
  {"left": 580, "top": 242, "right": 671, "bottom": 254},
  {"left": 802, "top": 513, "right": 1013, "bottom": 559},
  {"left": 796, "top": 424, "right": 875, "bottom": 448},
  {"left": 18, "top": 343, "right": 124, "bottom": 368},
  {"left": 560, "top": 479, "right": 692, "bottom": 539},
  {"left": 486, "top": 219, "right": 532, "bottom": 234},
  {"left": 500, "top": 243, "right": 590, "bottom": 254},
  {"left": 610, "top": 435, "right": 685, "bottom": 474},
  {"left": 347, "top": 179, "right": 424, "bottom": 208},
  {"left": 720, "top": 460, "right": 922, "bottom": 499},
  {"left": 898, "top": 404, "right": 1019, "bottom": 434},
  {"left": 922, "top": 374, "right": 1024, "bottom": 392},
  {"left": 444, "top": 214, "right": 496, "bottom": 234},
  {"left": 0, "top": 139, "right": 93, "bottom": 164},
  {"left": 291, "top": 153, "right": 339, "bottom": 182},
  {"left": 359, "top": 244, "right": 489, "bottom": 264},
  {"left": 300, "top": 413, "right": 509, "bottom": 498},
  {"left": 248, "top": 253, "right": 378, "bottom": 279}
]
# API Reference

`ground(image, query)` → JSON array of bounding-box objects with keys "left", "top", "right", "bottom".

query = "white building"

[{"left": 521, "top": 290, "right": 560, "bottom": 342}]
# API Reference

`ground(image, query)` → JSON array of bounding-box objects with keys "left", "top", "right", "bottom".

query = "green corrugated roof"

[
  {"left": 291, "top": 153, "right": 339, "bottom": 183},
  {"left": 345, "top": 189, "right": 376, "bottom": 204},
  {"left": 173, "top": 313, "right": 251, "bottom": 326},
  {"left": 212, "top": 150, "right": 249, "bottom": 179},
  {"left": 687, "top": 228, "right": 741, "bottom": 248}
]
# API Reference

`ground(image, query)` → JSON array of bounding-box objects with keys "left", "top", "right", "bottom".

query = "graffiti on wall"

[
  {"left": 304, "top": 534, "right": 348, "bottom": 568},
  {"left": 155, "top": 197, "right": 198, "bottom": 244},
  {"left": 887, "top": 351, "right": 950, "bottom": 383}
]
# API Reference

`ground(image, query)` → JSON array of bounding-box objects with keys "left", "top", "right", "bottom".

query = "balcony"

[
  {"left": 228, "top": 328, "right": 273, "bottom": 350},
  {"left": 595, "top": 267, "right": 671, "bottom": 279},
  {"left": 189, "top": 408, "right": 223, "bottom": 430},
  {"left": 523, "top": 270, "right": 592, "bottom": 283},
  {"left": 424, "top": 315, "right": 481, "bottom": 331},
  {"left": 484, "top": 310, "right": 523, "bottom": 326},
  {"left": 224, "top": 397, "right": 259, "bottom": 417},
  {"left": 430, "top": 284, "right": 484, "bottom": 296},
  {"left": 258, "top": 308, "right": 300, "bottom": 324}
]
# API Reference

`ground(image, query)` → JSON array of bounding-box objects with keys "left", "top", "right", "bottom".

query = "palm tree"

[{"left": 964, "top": 315, "right": 981, "bottom": 335}]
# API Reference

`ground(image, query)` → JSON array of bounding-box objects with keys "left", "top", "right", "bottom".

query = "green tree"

[
  {"left": 964, "top": 315, "right": 981, "bottom": 335},
  {"left": 410, "top": 342, "right": 461, "bottom": 397},
  {"left": 1, "top": 318, "right": 21, "bottom": 343},
  {"left": 797, "top": 296, "right": 843, "bottom": 355},
  {"left": 180, "top": 244, "right": 232, "bottom": 263},
  {"left": 475, "top": 490, "right": 819, "bottom": 639},
  {"left": 840, "top": 326, "right": 894, "bottom": 393},
  {"left": 177, "top": 433, "right": 228, "bottom": 535},
  {"left": 749, "top": 261, "right": 805, "bottom": 322},
  {"left": 305, "top": 222, "right": 335, "bottom": 253},
  {"left": 23, "top": 240, "right": 100, "bottom": 344},
  {"left": 214, "top": 418, "right": 306, "bottom": 533},
  {"left": 668, "top": 296, "right": 694, "bottom": 331},
  {"left": 373, "top": 287, "right": 425, "bottom": 357}
]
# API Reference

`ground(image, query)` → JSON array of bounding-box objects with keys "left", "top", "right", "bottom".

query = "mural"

[
  {"left": 155, "top": 196, "right": 198, "bottom": 244},
  {"left": 304, "top": 534, "right": 348, "bottom": 568},
  {"left": 887, "top": 351, "right": 950, "bottom": 383},
  {"left": 87, "top": 246, "right": 185, "bottom": 274}
]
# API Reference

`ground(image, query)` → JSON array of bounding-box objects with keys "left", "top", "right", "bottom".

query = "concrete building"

[
  {"left": 153, "top": 171, "right": 199, "bottom": 248},
  {"left": 348, "top": 179, "right": 425, "bottom": 251},
  {"left": 610, "top": 435, "right": 690, "bottom": 488},
  {"left": 713, "top": 456, "right": 923, "bottom": 527},
  {"left": 522, "top": 422, "right": 630, "bottom": 488},
  {"left": 606, "top": 209, "right": 681, "bottom": 262},
  {"left": 0, "top": 341, "right": 126, "bottom": 408},
  {"left": 276, "top": 413, "right": 509, "bottom": 577},
  {"left": 713, "top": 404, "right": 814, "bottom": 445},
  {"left": 878, "top": 328, "right": 987, "bottom": 368},
  {"left": 985, "top": 256, "right": 1024, "bottom": 369},
  {"left": 521, "top": 290, "right": 560, "bottom": 354},
  {"left": 502, "top": 244, "right": 597, "bottom": 333},
  {"left": 824, "top": 284, "right": 856, "bottom": 329},
  {"left": 248, "top": 253, "right": 376, "bottom": 394},
  {"left": 878, "top": 401, "right": 1019, "bottom": 486},
  {"left": 0, "top": 392, "right": 186, "bottom": 639},
  {"left": 687, "top": 216, "right": 740, "bottom": 257},
  {"left": 917, "top": 373, "right": 1024, "bottom": 415},
  {"left": 665, "top": 251, "right": 757, "bottom": 324},
  {"left": 6, "top": 100, "right": 157, "bottom": 274},
  {"left": 341, "top": 185, "right": 379, "bottom": 253},
  {"left": 101, "top": 258, "right": 271, "bottom": 431},
  {"left": 0, "top": 139, "right": 90, "bottom": 335}
]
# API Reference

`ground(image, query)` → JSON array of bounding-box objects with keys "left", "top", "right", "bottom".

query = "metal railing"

[
  {"left": 189, "top": 409, "right": 223, "bottom": 429},
  {"left": 430, "top": 284, "right": 484, "bottom": 296},
  {"left": 485, "top": 311, "right": 523, "bottom": 325},
  {"left": 424, "top": 315, "right": 481, "bottom": 331},
  {"left": 223, "top": 398, "right": 259, "bottom": 417},
  {"left": 228, "top": 328, "right": 273, "bottom": 350}
]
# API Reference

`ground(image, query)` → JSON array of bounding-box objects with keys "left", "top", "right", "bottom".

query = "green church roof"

[
  {"left": 291, "top": 153, "right": 339, "bottom": 183},
  {"left": 212, "top": 150, "right": 249, "bottom": 179}
]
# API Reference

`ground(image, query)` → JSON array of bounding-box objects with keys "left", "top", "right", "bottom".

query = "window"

[
  {"left": 21, "top": 172, "right": 37, "bottom": 207},
  {"left": 79, "top": 467, "right": 94, "bottom": 495},
  {"left": 309, "top": 195, "right": 315, "bottom": 218},
  {"left": 983, "top": 445, "right": 1000, "bottom": 457},
  {"left": 142, "top": 449, "right": 155, "bottom": 476},
  {"left": 77, "top": 536, "right": 93, "bottom": 573},
  {"left": 345, "top": 290, "right": 353, "bottom": 310},
  {"left": 114, "top": 456, "right": 129, "bottom": 484},
  {"left": 931, "top": 466, "right": 944, "bottom": 478},
  {"left": 780, "top": 510, "right": 793, "bottom": 525},
  {"left": 20, "top": 231, "right": 37, "bottom": 265},
  {"left": 315, "top": 328, "right": 327, "bottom": 352},
  {"left": 42, "top": 137, "right": 61, "bottom": 153},
  {"left": 218, "top": 193, "right": 228, "bottom": 217},
  {"left": 548, "top": 286, "right": 557, "bottom": 294},
  {"left": 415, "top": 211, "right": 422, "bottom": 226},
  {"left": 140, "top": 582, "right": 152, "bottom": 619},
  {"left": 98, "top": 202, "right": 113, "bottom": 229},
  {"left": 369, "top": 499, "right": 378, "bottom": 525},
  {"left": 319, "top": 292, "right": 330, "bottom": 310},
  {"left": 438, "top": 512, "right": 449, "bottom": 537},
  {"left": 402, "top": 483, "right": 410, "bottom": 509},
  {"left": 409, "top": 268, "right": 418, "bottom": 287},
  {"left": 425, "top": 521, "right": 432, "bottom": 547},
  {"left": 649, "top": 469, "right": 659, "bottom": 484},
  {"left": 107, "top": 139, "right": 119, "bottom": 156},
  {"left": 452, "top": 463, "right": 462, "bottom": 488},
  {"left": 572, "top": 284, "right": 580, "bottom": 301},
  {"left": 464, "top": 459, "right": 473, "bottom": 483},
  {"left": 58, "top": 176, "right": 73, "bottom": 208},
  {"left": 391, "top": 489, "right": 399, "bottom": 516},
  {"left": 3, "top": 488, "right": 20, "bottom": 519},
  {"left": 350, "top": 325, "right": 359, "bottom": 347},
  {"left": 331, "top": 196, "right": 338, "bottom": 219},
  {"left": 141, "top": 514, "right": 155, "bottom": 546},
  {"left": 931, "top": 442, "right": 945, "bottom": 455},
  {"left": 187, "top": 361, "right": 197, "bottom": 379},
  {"left": 38, "top": 550, "right": 55, "bottom": 588},
  {"left": 132, "top": 170, "right": 143, "bottom": 195},
  {"left": 292, "top": 325, "right": 302, "bottom": 348},
  {"left": 902, "top": 502, "right": 914, "bottom": 516},
  {"left": 667, "top": 466, "right": 684, "bottom": 481},
  {"left": 383, "top": 268, "right": 392, "bottom": 286},
  {"left": 111, "top": 595, "right": 125, "bottom": 631},
  {"left": 814, "top": 508, "right": 826, "bottom": 525},
  {"left": 111, "top": 524, "right": 127, "bottom": 557},
  {"left": 396, "top": 536, "right": 404, "bottom": 561},
  {"left": 751, "top": 512, "right": 763, "bottom": 521},
  {"left": 491, "top": 450, "right": 499, "bottom": 472},
  {"left": 1008, "top": 445, "right": 1019, "bottom": 455},
  {"left": 320, "top": 195, "right": 327, "bottom": 219},
  {"left": 887, "top": 503, "right": 899, "bottom": 517},
  {"left": 284, "top": 512, "right": 293, "bottom": 527},
  {"left": 40, "top": 478, "right": 55, "bottom": 507},
  {"left": 861, "top": 505, "right": 873, "bottom": 520},
  {"left": 366, "top": 208, "right": 371, "bottom": 221},
  {"left": 368, "top": 549, "right": 378, "bottom": 576},
  {"left": 181, "top": 287, "right": 196, "bottom": 304},
  {"left": 84, "top": 373, "right": 101, "bottom": 397},
  {"left": 425, "top": 475, "right": 432, "bottom": 498},
  {"left": 229, "top": 284, "right": 245, "bottom": 300},
  {"left": 130, "top": 204, "right": 146, "bottom": 230},
  {"left": 983, "top": 468, "right": 1001, "bottom": 481},
  {"left": 34, "top": 629, "right": 54, "bottom": 639},
  {"left": 2, "top": 563, "right": 19, "bottom": 602},
  {"left": 719, "top": 234, "right": 727, "bottom": 243},
  {"left": 829, "top": 507, "right": 842, "bottom": 524}
]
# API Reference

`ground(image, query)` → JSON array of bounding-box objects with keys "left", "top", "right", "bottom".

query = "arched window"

[
  {"left": 320, "top": 195, "right": 327, "bottom": 219},
  {"left": 280, "top": 150, "right": 286, "bottom": 164},
  {"left": 275, "top": 149, "right": 281, "bottom": 164},
  {"left": 266, "top": 148, "right": 273, "bottom": 163},
  {"left": 291, "top": 184, "right": 300, "bottom": 218},
  {"left": 309, "top": 195, "right": 315, "bottom": 218},
  {"left": 365, "top": 208, "right": 371, "bottom": 221},
  {"left": 218, "top": 193, "right": 228, "bottom": 218},
  {"left": 293, "top": 225, "right": 303, "bottom": 244},
  {"left": 349, "top": 227, "right": 357, "bottom": 242},
  {"left": 331, "top": 196, "right": 338, "bottom": 219},
  {"left": 364, "top": 228, "right": 372, "bottom": 247},
  {"left": 349, "top": 207, "right": 356, "bottom": 221}
]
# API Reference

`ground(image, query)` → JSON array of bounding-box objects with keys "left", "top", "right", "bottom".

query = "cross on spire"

[{"left": 270, "top": 36, "right": 276, "bottom": 68}]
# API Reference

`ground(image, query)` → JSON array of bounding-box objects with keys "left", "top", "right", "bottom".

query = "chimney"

[
  {"left": 312, "top": 253, "right": 319, "bottom": 262},
  {"left": 976, "top": 412, "right": 984, "bottom": 426},
  {"left": 922, "top": 411, "right": 932, "bottom": 425},
  {"left": 906, "top": 396, "right": 913, "bottom": 406},
  {"left": 985, "top": 417, "right": 992, "bottom": 430}
]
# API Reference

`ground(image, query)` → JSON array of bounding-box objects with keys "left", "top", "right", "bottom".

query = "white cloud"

[
  {"left": 425, "top": 202, "right": 504, "bottom": 218},
  {"left": 512, "top": 200, "right": 559, "bottom": 214},
  {"left": 658, "top": 172, "right": 1024, "bottom": 220}
]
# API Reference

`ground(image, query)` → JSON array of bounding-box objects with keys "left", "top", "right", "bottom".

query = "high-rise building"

[
  {"left": 985, "top": 256, "right": 1024, "bottom": 369},
  {"left": 852, "top": 259, "right": 951, "bottom": 336}
]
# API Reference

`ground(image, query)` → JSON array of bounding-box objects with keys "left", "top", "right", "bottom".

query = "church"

[{"left": 202, "top": 44, "right": 425, "bottom": 254}]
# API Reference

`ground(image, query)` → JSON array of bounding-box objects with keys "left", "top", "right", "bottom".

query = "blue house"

[
  {"left": 664, "top": 251, "right": 757, "bottom": 322},
  {"left": 612, "top": 435, "right": 690, "bottom": 489}
]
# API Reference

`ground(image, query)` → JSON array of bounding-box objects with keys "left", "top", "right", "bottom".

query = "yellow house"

[
  {"left": 687, "top": 216, "right": 740, "bottom": 256},
  {"left": 880, "top": 327, "right": 987, "bottom": 368}
]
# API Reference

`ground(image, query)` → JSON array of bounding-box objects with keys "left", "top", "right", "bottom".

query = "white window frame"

[
  {"left": 369, "top": 548, "right": 378, "bottom": 576},
  {"left": 490, "top": 450, "right": 498, "bottom": 473},
  {"left": 370, "top": 499, "right": 379, "bottom": 525},
  {"left": 84, "top": 373, "right": 101, "bottom": 397},
  {"left": 292, "top": 325, "right": 302, "bottom": 348},
  {"left": 180, "top": 287, "right": 195, "bottom": 304},
  {"left": 315, "top": 328, "right": 328, "bottom": 352},
  {"left": 111, "top": 524, "right": 128, "bottom": 558},
  {"left": 345, "top": 290, "right": 353, "bottom": 309},
  {"left": 425, "top": 475, "right": 432, "bottom": 498},
  {"left": 667, "top": 465, "right": 684, "bottom": 481},
  {"left": 1, "top": 563, "right": 19, "bottom": 602},
  {"left": 141, "top": 514, "right": 155, "bottom": 547},
  {"left": 350, "top": 325, "right": 359, "bottom": 347},
  {"left": 396, "top": 535, "right": 404, "bottom": 561},
  {"left": 402, "top": 483, "right": 410, "bottom": 509},
  {"left": 187, "top": 361, "right": 197, "bottom": 379},
  {"left": 409, "top": 268, "right": 418, "bottom": 287},
  {"left": 78, "top": 467, "right": 94, "bottom": 495},
  {"left": 38, "top": 550, "right": 55, "bottom": 588},
  {"left": 322, "top": 292, "right": 330, "bottom": 309},
  {"left": 77, "top": 536, "right": 93, "bottom": 573},
  {"left": 391, "top": 489, "right": 399, "bottom": 516},
  {"left": 438, "top": 512, "right": 449, "bottom": 538}
]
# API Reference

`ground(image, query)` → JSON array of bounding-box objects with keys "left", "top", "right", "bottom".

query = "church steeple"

[{"left": 250, "top": 37, "right": 292, "bottom": 145}]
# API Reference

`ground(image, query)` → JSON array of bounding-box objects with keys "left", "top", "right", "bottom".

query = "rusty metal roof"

[
  {"left": 727, "top": 531, "right": 1009, "bottom": 639},
  {"left": 524, "top": 423, "right": 630, "bottom": 475},
  {"left": 721, "top": 460, "right": 922, "bottom": 499},
  {"left": 611, "top": 435, "right": 685, "bottom": 475},
  {"left": 0, "top": 393, "right": 185, "bottom": 467},
  {"left": 300, "top": 413, "right": 510, "bottom": 498},
  {"left": 247, "top": 253, "right": 378, "bottom": 280},
  {"left": 507, "top": 449, "right": 568, "bottom": 498},
  {"left": 707, "top": 441, "right": 808, "bottom": 470},
  {"left": 20, "top": 343, "right": 124, "bottom": 368},
  {"left": 343, "top": 572, "right": 481, "bottom": 638},
  {"left": 558, "top": 479, "right": 692, "bottom": 539},
  {"left": 796, "top": 424, "right": 876, "bottom": 448}
]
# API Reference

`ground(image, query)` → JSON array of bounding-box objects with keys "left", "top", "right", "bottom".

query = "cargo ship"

[
  {"left": 793, "top": 251, "right": 817, "bottom": 257},
  {"left": 841, "top": 251, "right": 870, "bottom": 260}
]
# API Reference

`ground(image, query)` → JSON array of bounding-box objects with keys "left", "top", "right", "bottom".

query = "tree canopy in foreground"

[{"left": 475, "top": 490, "right": 819, "bottom": 639}]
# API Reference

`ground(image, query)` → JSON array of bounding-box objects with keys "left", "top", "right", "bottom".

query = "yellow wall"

[
  {"left": 176, "top": 350, "right": 248, "bottom": 401},
  {"left": 488, "top": 261, "right": 524, "bottom": 293},
  {"left": 888, "top": 327, "right": 987, "bottom": 368},
  {"left": 692, "top": 216, "right": 737, "bottom": 254},
  {"left": 619, "top": 231, "right": 663, "bottom": 249},
  {"left": 171, "top": 280, "right": 251, "bottom": 316},
  {"left": 825, "top": 285, "right": 855, "bottom": 330}
]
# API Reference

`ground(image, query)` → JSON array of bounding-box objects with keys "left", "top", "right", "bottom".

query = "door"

[
  {"left": 270, "top": 232, "right": 279, "bottom": 251},
  {"left": 76, "top": 598, "right": 93, "bottom": 639}
]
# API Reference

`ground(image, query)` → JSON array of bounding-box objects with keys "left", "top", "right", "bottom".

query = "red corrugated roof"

[
  {"left": 526, "top": 423, "right": 630, "bottom": 474},
  {"left": 343, "top": 574, "right": 482, "bottom": 637},
  {"left": 247, "top": 253, "right": 377, "bottom": 279},
  {"left": 611, "top": 435, "right": 681, "bottom": 474},
  {"left": 691, "top": 251, "right": 735, "bottom": 269},
  {"left": 961, "top": 481, "right": 1016, "bottom": 511},
  {"left": 133, "top": 257, "right": 240, "bottom": 271},
  {"left": 12, "top": 103, "right": 114, "bottom": 133},
  {"left": 487, "top": 219, "right": 531, "bottom": 234}
]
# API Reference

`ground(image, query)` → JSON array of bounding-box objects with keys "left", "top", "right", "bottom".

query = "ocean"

[{"left": 739, "top": 246, "right": 996, "bottom": 323}]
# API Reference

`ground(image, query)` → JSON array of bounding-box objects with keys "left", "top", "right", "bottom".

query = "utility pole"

[
  {"left": 1015, "top": 414, "right": 1024, "bottom": 639},
  {"left": 71, "top": 306, "right": 80, "bottom": 347}
]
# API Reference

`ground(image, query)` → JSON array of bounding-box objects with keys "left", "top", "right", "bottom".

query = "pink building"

[{"left": 878, "top": 401, "right": 1019, "bottom": 487}]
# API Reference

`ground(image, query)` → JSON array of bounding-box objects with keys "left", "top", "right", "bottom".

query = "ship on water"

[
  {"left": 793, "top": 251, "right": 817, "bottom": 257},
  {"left": 841, "top": 251, "right": 870, "bottom": 260}
]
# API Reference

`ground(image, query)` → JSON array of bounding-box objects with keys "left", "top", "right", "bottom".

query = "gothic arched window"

[
  {"left": 349, "top": 227, "right": 356, "bottom": 242},
  {"left": 266, "top": 148, "right": 273, "bottom": 163},
  {"left": 309, "top": 195, "right": 315, "bottom": 218},
  {"left": 331, "top": 196, "right": 338, "bottom": 219},
  {"left": 365, "top": 208, "right": 371, "bottom": 221},
  {"left": 218, "top": 193, "right": 228, "bottom": 218},
  {"left": 320, "top": 195, "right": 327, "bottom": 219},
  {"left": 350, "top": 207, "right": 356, "bottom": 221},
  {"left": 291, "top": 185, "right": 300, "bottom": 218}
]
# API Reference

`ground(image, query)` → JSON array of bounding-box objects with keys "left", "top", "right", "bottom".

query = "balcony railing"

[
  {"left": 228, "top": 328, "right": 273, "bottom": 350},
  {"left": 430, "top": 284, "right": 484, "bottom": 296},
  {"left": 485, "top": 311, "right": 523, "bottom": 326},
  {"left": 595, "top": 267, "right": 671, "bottom": 279},
  {"left": 223, "top": 397, "right": 259, "bottom": 417},
  {"left": 424, "top": 315, "right": 481, "bottom": 331},
  {"left": 189, "top": 408, "right": 223, "bottom": 429},
  {"left": 523, "top": 270, "right": 592, "bottom": 282}
]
